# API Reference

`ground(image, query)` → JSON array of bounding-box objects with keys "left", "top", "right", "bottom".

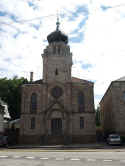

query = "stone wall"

[
  {"left": 112, "top": 82, "right": 125, "bottom": 135},
  {"left": 20, "top": 80, "right": 96, "bottom": 144},
  {"left": 100, "top": 81, "right": 125, "bottom": 136}
]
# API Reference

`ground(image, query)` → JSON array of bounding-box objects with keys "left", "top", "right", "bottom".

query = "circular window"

[{"left": 51, "top": 86, "right": 63, "bottom": 98}]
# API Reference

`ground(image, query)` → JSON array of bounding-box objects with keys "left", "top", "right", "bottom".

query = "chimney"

[{"left": 30, "top": 72, "right": 33, "bottom": 82}]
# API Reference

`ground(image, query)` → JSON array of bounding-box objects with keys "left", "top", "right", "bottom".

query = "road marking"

[
  {"left": 40, "top": 157, "right": 48, "bottom": 160},
  {"left": 25, "top": 156, "right": 35, "bottom": 159},
  {"left": 87, "top": 158, "right": 96, "bottom": 162},
  {"left": 0, "top": 156, "right": 8, "bottom": 158},
  {"left": 56, "top": 158, "right": 64, "bottom": 160},
  {"left": 70, "top": 158, "right": 80, "bottom": 161},
  {"left": 103, "top": 159, "right": 112, "bottom": 162},
  {"left": 13, "top": 156, "right": 20, "bottom": 158}
]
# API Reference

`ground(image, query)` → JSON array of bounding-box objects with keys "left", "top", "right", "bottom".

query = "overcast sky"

[{"left": 0, "top": 0, "right": 125, "bottom": 107}]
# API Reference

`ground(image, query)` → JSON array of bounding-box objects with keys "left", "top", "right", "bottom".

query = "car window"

[{"left": 110, "top": 135, "right": 120, "bottom": 139}]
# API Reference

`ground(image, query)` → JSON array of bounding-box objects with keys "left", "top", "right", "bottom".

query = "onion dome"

[{"left": 47, "top": 17, "right": 68, "bottom": 44}]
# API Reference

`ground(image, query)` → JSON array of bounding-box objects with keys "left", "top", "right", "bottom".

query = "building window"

[
  {"left": 55, "top": 68, "right": 58, "bottom": 75},
  {"left": 51, "top": 86, "right": 63, "bottom": 98},
  {"left": 53, "top": 46, "right": 56, "bottom": 54},
  {"left": 80, "top": 117, "right": 84, "bottom": 129},
  {"left": 24, "top": 97, "right": 26, "bottom": 113},
  {"left": 31, "top": 117, "right": 35, "bottom": 129},
  {"left": 78, "top": 91, "right": 84, "bottom": 112},
  {"left": 58, "top": 46, "right": 61, "bottom": 54},
  {"left": 123, "top": 92, "right": 125, "bottom": 101},
  {"left": 30, "top": 93, "right": 37, "bottom": 113}
]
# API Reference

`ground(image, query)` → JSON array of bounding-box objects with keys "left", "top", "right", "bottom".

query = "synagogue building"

[{"left": 20, "top": 20, "right": 96, "bottom": 144}]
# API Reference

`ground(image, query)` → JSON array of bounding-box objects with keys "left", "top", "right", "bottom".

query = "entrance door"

[{"left": 51, "top": 118, "right": 62, "bottom": 136}]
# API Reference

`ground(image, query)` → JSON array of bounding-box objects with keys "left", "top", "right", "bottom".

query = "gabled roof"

[
  {"left": 100, "top": 76, "right": 125, "bottom": 105},
  {"left": 71, "top": 77, "right": 93, "bottom": 85},
  {"left": 23, "top": 77, "right": 93, "bottom": 86},
  {"left": 115, "top": 76, "right": 125, "bottom": 81},
  {"left": 33, "top": 79, "right": 43, "bottom": 84}
]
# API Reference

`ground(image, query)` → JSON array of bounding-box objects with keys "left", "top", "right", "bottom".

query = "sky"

[{"left": 0, "top": 0, "right": 125, "bottom": 108}]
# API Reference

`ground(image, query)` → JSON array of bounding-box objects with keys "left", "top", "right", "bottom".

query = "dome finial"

[
  {"left": 47, "top": 12, "right": 68, "bottom": 44},
  {"left": 56, "top": 12, "right": 60, "bottom": 31}
]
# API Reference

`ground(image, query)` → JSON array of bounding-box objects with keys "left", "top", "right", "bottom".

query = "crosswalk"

[
  {"left": 0, "top": 156, "right": 8, "bottom": 158},
  {"left": 0, "top": 155, "right": 123, "bottom": 163}
]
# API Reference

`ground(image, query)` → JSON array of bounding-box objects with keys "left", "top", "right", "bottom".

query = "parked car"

[
  {"left": 107, "top": 134, "right": 121, "bottom": 145},
  {"left": 0, "top": 135, "right": 8, "bottom": 147}
]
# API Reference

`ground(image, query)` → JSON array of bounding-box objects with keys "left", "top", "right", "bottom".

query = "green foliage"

[{"left": 0, "top": 76, "right": 28, "bottom": 120}]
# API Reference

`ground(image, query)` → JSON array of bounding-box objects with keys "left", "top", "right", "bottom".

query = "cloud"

[
  {"left": 100, "top": 5, "right": 112, "bottom": 11},
  {"left": 0, "top": 0, "right": 125, "bottom": 108}
]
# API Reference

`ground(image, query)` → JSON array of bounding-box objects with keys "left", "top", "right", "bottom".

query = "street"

[{"left": 0, "top": 149, "right": 125, "bottom": 166}]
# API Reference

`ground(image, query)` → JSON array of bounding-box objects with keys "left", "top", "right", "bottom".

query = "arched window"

[
  {"left": 31, "top": 117, "right": 35, "bottom": 129},
  {"left": 30, "top": 93, "right": 37, "bottom": 113},
  {"left": 78, "top": 91, "right": 84, "bottom": 112},
  {"left": 80, "top": 117, "right": 84, "bottom": 129}
]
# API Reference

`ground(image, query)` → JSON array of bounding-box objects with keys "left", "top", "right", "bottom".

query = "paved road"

[{"left": 0, "top": 149, "right": 125, "bottom": 166}]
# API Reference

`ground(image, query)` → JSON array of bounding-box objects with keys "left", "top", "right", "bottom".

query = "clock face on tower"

[{"left": 51, "top": 86, "right": 63, "bottom": 98}]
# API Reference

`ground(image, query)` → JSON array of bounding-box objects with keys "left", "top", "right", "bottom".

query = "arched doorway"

[
  {"left": 43, "top": 108, "right": 71, "bottom": 144},
  {"left": 51, "top": 118, "right": 62, "bottom": 136}
]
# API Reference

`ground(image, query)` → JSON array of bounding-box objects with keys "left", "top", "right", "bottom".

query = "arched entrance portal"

[
  {"left": 49, "top": 109, "right": 64, "bottom": 136},
  {"left": 43, "top": 108, "right": 71, "bottom": 144}
]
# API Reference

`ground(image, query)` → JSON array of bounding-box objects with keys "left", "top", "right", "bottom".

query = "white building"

[{"left": 0, "top": 99, "right": 10, "bottom": 135}]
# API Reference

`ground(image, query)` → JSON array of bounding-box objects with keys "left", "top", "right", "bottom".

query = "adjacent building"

[
  {"left": 0, "top": 99, "right": 10, "bottom": 135},
  {"left": 20, "top": 20, "right": 96, "bottom": 144},
  {"left": 100, "top": 76, "right": 125, "bottom": 136}
]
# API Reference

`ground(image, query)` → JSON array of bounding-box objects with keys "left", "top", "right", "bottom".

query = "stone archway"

[
  {"left": 46, "top": 109, "right": 67, "bottom": 135},
  {"left": 43, "top": 108, "right": 71, "bottom": 144}
]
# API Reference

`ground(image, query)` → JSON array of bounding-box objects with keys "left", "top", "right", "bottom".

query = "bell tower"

[{"left": 42, "top": 18, "right": 72, "bottom": 83}]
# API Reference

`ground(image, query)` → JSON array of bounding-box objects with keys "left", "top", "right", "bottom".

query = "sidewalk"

[{"left": 8, "top": 143, "right": 106, "bottom": 149}]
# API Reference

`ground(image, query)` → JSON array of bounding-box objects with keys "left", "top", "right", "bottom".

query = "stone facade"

[
  {"left": 100, "top": 77, "right": 125, "bottom": 137},
  {"left": 20, "top": 24, "right": 96, "bottom": 144}
]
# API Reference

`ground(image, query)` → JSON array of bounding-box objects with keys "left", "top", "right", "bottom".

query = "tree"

[{"left": 0, "top": 76, "right": 28, "bottom": 120}]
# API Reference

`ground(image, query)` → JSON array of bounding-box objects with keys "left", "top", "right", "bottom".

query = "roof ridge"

[{"left": 115, "top": 76, "right": 125, "bottom": 81}]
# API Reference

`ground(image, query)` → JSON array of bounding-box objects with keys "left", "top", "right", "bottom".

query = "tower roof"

[{"left": 47, "top": 17, "right": 68, "bottom": 44}]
